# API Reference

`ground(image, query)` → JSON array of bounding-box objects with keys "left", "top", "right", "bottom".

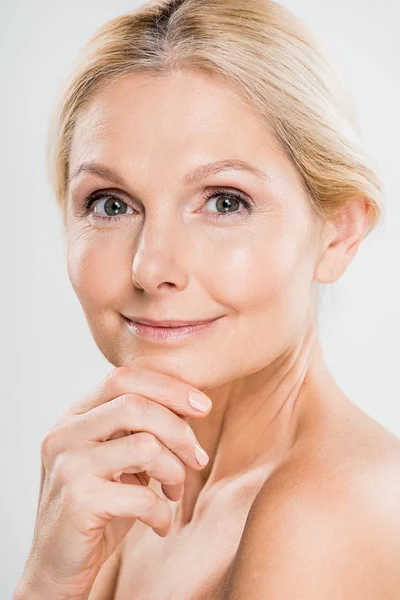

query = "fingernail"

[
  {"left": 189, "top": 391, "right": 212, "bottom": 413},
  {"left": 195, "top": 443, "right": 209, "bottom": 465}
]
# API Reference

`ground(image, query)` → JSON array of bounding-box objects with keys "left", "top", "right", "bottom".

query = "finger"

[
  {"left": 59, "top": 366, "right": 212, "bottom": 424},
  {"left": 115, "top": 471, "right": 183, "bottom": 503},
  {"left": 80, "top": 477, "right": 173, "bottom": 537},
  {"left": 81, "top": 431, "right": 187, "bottom": 492},
  {"left": 58, "top": 394, "right": 209, "bottom": 471}
]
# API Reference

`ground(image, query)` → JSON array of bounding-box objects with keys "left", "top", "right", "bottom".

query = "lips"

[{"left": 125, "top": 316, "right": 222, "bottom": 328}]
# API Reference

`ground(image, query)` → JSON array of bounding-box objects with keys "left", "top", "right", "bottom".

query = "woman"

[{"left": 14, "top": 0, "right": 400, "bottom": 598}]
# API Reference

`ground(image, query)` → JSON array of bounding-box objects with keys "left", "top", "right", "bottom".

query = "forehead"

[{"left": 69, "top": 69, "right": 286, "bottom": 173}]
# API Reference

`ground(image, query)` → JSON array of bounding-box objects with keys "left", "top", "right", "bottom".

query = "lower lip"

[{"left": 125, "top": 317, "right": 222, "bottom": 343}]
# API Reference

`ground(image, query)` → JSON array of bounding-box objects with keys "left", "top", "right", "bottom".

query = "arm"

[{"left": 223, "top": 469, "right": 400, "bottom": 599}]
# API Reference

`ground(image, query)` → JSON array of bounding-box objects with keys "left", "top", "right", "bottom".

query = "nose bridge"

[{"left": 131, "top": 204, "right": 190, "bottom": 290}]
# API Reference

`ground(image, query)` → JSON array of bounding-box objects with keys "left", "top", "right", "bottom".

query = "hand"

[{"left": 15, "top": 366, "right": 212, "bottom": 599}]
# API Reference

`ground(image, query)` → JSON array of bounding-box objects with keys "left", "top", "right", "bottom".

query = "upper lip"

[{"left": 125, "top": 316, "right": 222, "bottom": 327}]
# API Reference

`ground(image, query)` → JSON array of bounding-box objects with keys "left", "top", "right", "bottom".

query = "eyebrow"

[{"left": 67, "top": 158, "right": 272, "bottom": 189}]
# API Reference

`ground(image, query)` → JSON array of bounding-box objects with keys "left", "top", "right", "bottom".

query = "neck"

[{"left": 178, "top": 323, "right": 336, "bottom": 524}]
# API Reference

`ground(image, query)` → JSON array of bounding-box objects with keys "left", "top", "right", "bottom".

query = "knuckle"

[
  {"left": 63, "top": 477, "right": 90, "bottom": 510},
  {"left": 40, "top": 428, "right": 62, "bottom": 462},
  {"left": 110, "top": 393, "right": 127, "bottom": 411},
  {"left": 135, "top": 487, "right": 157, "bottom": 513},
  {"left": 109, "top": 392, "right": 125, "bottom": 411},
  {"left": 109, "top": 392, "right": 134, "bottom": 414},
  {"left": 133, "top": 432, "right": 162, "bottom": 461},
  {"left": 159, "top": 378, "right": 189, "bottom": 409},
  {"left": 122, "top": 393, "right": 151, "bottom": 418},
  {"left": 52, "top": 452, "right": 80, "bottom": 485},
  {"left": 109, "top": 366, "right": 124, "bottom": 381},
  {"left": 105, "top": 366, "right": 128, "bottom": 391},
  {"left": 159, "top": 379, "right": 179, "bottom": 402}
]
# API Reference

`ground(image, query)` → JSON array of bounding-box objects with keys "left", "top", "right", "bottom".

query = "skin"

[{"left": 65, "top": 69, "right": 399, "bottom": 599}]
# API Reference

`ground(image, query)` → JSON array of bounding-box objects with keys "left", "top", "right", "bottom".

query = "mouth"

[
  {"left": 123, "top": 315, "right": 224, "bottom": 343},
  {"left": 124, "top": 316, "right": 222, "bottom": 328}
]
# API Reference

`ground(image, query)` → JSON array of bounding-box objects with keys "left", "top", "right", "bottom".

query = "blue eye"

[
  {"left": 203, "top": 188, "right": 252, "bottom": 218},
  {"left": 82, "top": 187, "right": 253, "bottom": 222},
  {"left": 82, "top": 193, "right": 134, "bottom": 222}
]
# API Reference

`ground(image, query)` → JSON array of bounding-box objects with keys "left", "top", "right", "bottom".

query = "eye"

[
  {"left": 203, "top": 189, "right": 252, "bottom": 219},
  {"left": 82, "top": 192, "right": 135, "bottom": 221}
]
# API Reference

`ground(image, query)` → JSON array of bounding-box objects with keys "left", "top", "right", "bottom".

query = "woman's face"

[{"left": 66, "top": 69, "right": 325, "bottom": 389}]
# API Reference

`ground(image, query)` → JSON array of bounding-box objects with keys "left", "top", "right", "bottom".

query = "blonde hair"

[{"left": 47, "top": 0, "right": 383, "bottom": 235}]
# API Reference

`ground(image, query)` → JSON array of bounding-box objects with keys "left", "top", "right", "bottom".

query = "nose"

[{"left": 131, "top": 215, "right": 190, "bottom": 295}]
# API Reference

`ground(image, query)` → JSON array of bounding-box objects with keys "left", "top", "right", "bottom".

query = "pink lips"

[
  {"left": 124, "top": 315, "right": 223, "bottom": 343},
  {"left": 128, "top": 317, "right": 221, "bottom": 328}
]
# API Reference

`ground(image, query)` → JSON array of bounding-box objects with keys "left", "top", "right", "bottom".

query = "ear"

[{"left": 315, "top": 198, "right": 371, "bottom": 284}]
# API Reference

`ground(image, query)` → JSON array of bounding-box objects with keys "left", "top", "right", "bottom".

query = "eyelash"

[{"left": 81, "top": 188, "right": 253, "bottom": 223}]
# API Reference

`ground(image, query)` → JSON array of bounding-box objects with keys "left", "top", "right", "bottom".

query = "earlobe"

[{"left": 314, "top": 199, "right": 370, "bottom": 284}]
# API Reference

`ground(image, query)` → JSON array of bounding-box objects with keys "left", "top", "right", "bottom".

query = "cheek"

[
  {"left": 66, "top": 229, "right": 128, "bottom": 310},
  {"left": 211, "top": 228, "right": 312, "bottom": 312},
  {"left": 211, "top": 228, "right": 316, "bottom": 373}
]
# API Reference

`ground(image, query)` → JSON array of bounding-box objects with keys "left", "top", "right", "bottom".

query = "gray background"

[{"left": 2, "top": 0, "right": 399, "bottom": 597}]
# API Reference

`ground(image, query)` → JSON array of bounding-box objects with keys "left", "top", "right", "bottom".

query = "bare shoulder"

[
  {"left": 287, "top": 391, "right": 400, "bottom": 502},
  {"left": 223, "top": 397, "right": 400, "bottom": 599}
]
